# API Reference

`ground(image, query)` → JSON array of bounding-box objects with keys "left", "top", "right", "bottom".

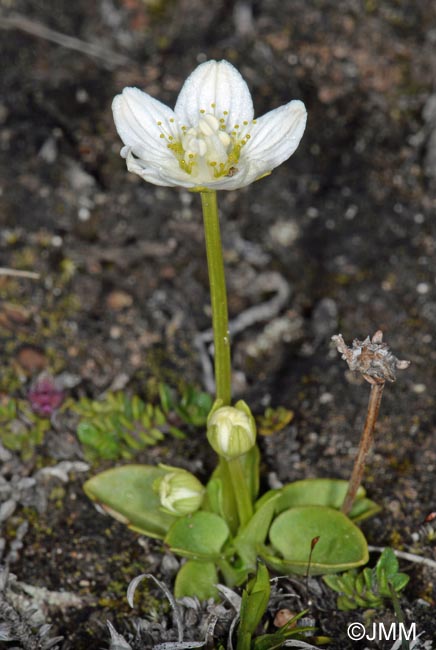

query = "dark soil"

[{"left": 0, "top": 0, "right": 436, "bottom": 648}]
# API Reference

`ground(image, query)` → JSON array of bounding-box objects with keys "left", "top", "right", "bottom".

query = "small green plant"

[
  {"left": 159, "top": 382, "right": 213, "bottom": 427},
  {"left": 74, "top": 384, "right": 213, "bottom": 461},
  {"left": 236, "top": 563, "right": 320, "bottom": 650},
  {"left": 0, "top": 398, "right": 50, "bottom": 460},
  {"left": 256, "top": 406, "right": 294, "bottom": 436},
  {"left": 323, "top": 547, "right": 409, "bottom": 610}
]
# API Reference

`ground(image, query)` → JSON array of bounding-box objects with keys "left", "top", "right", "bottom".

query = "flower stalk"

[
  {"left": 341, "top": 380, "right": 385, "bottom": 515},
  {"left": 201, "top": 194, "right": 256, "bottom": 529},
  {"left": 227, "top": 456, "right": 253, "bottom": 526},
  {"left": 332, "top": 331, "right": 410, "bottom": 516},
  {"left": 200, "top": 190, "right": 232, "bottom": 406}
]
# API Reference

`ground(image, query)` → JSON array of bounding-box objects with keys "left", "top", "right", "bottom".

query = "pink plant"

[{"left": 28, "top": 373, "right": 65, "bottom": 417}]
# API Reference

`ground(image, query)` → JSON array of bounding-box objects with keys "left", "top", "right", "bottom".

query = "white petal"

[
  {"left": 174, "top": 60, "right": 254, "bottom": 129},
  {"left": 243, "top": 100, "right": 307, "bottom": 174},
  {"left": 125, "top": 148, "right": 207, "bottom": 189},
  {"left": 112, "top": 88, "right": 178, "bottom": 163}
]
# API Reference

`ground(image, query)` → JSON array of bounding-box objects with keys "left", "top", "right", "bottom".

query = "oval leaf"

[
  {"left": 165, "top": 511, "right": 229, "bottom": 559},
  {"left": 174, "top": 560, "right": 219, "bottom": 600},
  {"left": 265, "top": 506, "right": 368, "bottom": 575},
  {"left": 84, "top": 465, "right": 176, "bottom": 539},
  {"left": 275, "top": 479, "right": 366, "bottom": 511}
]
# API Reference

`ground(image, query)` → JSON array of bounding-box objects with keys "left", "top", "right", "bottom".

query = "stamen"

[{"left": 157, "top": 107, "right": 252, "bottom": 181}]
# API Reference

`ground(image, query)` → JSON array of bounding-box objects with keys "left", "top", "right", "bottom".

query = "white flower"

[
  {"left": 154, "top": 466, "right": 205, "bottom": 516},
  {"left": 112, "top": 60, "right": 307, "bottom": 191},
  {"left": 207, "top": 400, "right": 256, "bottom": 459}
]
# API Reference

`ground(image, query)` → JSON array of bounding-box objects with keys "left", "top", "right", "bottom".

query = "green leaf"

[
  {"left": 176, "top": 386, "right": 213, "bottom": 426},
  {"left": 207, "top": 460, "right": 239, "bottom": 535},
  {"left": 323, "top": 574, "right": 341, "bottom": 592},
  {"left": 77, "top": 422, "right": 120, "bottom": 459},
  {"left": 83, "top": 465, "right": 176, "bottom": 539},
  {"left": 337, "top": 595, "right": 359, "bottom": 611},
  {"left": 376, "top": 547, "right": 399, "bottom": 579},
  {"left": 363, "top": 567, "right": 374, "bottom": 590},
  {"left": 238, "top": 563, "right": 270, "bottom": 647},
  {"left": 169, "top": 425, "right": 186, "bottom": 439},
  {"left": 204, "top": 477, "right": 225, "bottom": 518},
  {"left": 262, "top": 506, "right": 368, "bottom": 575},
  {"left": 276, "top": 479, "right": 365, "bottom": 511},
  {"left": 131, "top": 395, "right": 143, "bottom": 420},
  {"left": 349, "top": 497, "right": 381, "bottom": 522},
  {"left": 377, "top": 567, "right": 390, "bottom": 597},
  {"left": 390, "top": 573, "right": 409, "bottom": 592},
  {"left": 234, "top": 493, "right": 281, "bottom": 569},
  {"left": 174, "top": 560, "right": 219, "bottom": 600},
  {"left": 165, "top": 511, "right": 230, "bottom": 559},
  {"left": 158, "top": 383, "right": 174, "bottom": 414}
]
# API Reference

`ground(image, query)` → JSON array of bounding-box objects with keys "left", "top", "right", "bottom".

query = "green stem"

[
  {"left": 200, "top": 190, "right": 232, "bottom": 405},
  {"left": 217, "top": 457, "right": 239, "bottom": 535},
  {"left": 389, "top": 582, "right": 409, "bottom": 650},
  {"left": 227, "top": 456, "right": 253, "bottom": 527},
  {"left": 201, "top": 191, "right": 253, "bottom": 531}
]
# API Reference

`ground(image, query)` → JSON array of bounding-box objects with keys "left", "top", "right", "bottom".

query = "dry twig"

[{"left": 0, "top": 12, "right": 130, "bottom": 68}]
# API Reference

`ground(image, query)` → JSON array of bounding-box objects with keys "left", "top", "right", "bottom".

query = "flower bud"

[
  {"left": 207, "top": 400, "right": 256, "bottom": 459},
  {"left": 154, "top": 466, "right": 205, "bottom": 517}
]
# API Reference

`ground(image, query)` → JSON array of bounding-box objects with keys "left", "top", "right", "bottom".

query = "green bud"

[
  {"left": 207, "top": 400, "right": 256, "bottom": 459},
  {"left": 154, "top": 465, "right": 205, "bottom": 516}
]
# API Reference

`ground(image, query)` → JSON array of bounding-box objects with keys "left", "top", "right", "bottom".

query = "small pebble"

[
  {"left": 0, "top": 499, "right": 16, "bottom": 523},
  {"left": 412, "top": 384, "right": 426, "bottom": 394},
  {"left": 417, "top": 282, "right": 430, "bottom": 294},
  {"left": 78, "top": 207, "right": 91, "bottom": 221},
  {"left": 274, "top": 609, "right": 296, "bottom": 628}
]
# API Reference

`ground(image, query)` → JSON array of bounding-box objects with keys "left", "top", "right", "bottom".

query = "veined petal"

[
  {"left": 243, "top": 100, "right": 307, "bottom": 173},
  {"left": 112, "top": 88, "right": 178, "bottom": 163},
  {"left": 174, "top": 60, "right": 254, "bottom": 129}
]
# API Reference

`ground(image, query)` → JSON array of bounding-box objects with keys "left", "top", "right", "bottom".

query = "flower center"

[{"left": 157, "top": 109, "right": 255, "bottom": 182}]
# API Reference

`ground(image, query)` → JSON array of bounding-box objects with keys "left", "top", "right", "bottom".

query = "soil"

[{"left": 0, "top": 0, "right": 436, "bottom": 648}]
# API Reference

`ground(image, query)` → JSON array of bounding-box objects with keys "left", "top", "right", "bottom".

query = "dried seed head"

[{"left": 331, "top": 331, "right": 410, "bottom": 383}]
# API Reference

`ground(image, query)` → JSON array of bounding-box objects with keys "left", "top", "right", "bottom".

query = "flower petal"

[
  {"left": 174, "top": 60, "right": 254, "bottom": 129},
  {"left": 123, "top": 147, "right": 198, "bottom": 188},
  {"left": 242, "top": 100, "right": 307, "bottom": 174},
  {"left": 112, "top": 88, "right": 178, "bottom": 163}
]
